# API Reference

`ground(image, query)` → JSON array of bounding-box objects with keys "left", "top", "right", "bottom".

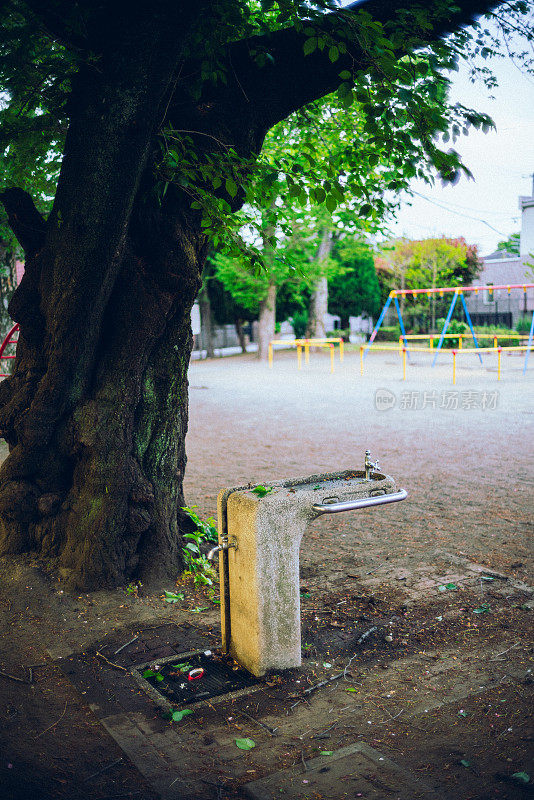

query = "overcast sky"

[
  {"left": 338, "top": 1, "right": 534, "bottom": 256},
  {"left": 386, "top": 53, "right": 534, "bottom": 256}
]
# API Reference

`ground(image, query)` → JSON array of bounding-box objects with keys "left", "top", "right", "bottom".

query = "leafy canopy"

[{"left": 1, "top": 0, "right": 533, "bottom": 273}]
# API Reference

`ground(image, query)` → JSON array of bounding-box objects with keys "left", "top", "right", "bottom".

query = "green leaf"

[
  {"left": 142, "top": 670, "right": 156, "bottom": 678},
  {"left": 155, "top": 673, "right": 164, "bottom": 682},
  {"left": 459, "top": 760, "right": 471, "bottom": 768},
  {"left": 325, "top": 195, "right": 337, "bottom": 213},
  {"left": 359, "top": 203, "right": 372, "bottom": 216},
  {"left": 340, "top": 89, "right": 353, "bottom": 109},
  {"left": 320, "top": 751, "right": 334, "bottom": 756},
  {"left": 339, "top": 70, "right": 351, "bottom": 80},
  {"left": 303, "top": 38, "right": 317, "bottom": 56},
  {"left": 473, "top": 604, "right": 490, "bottom": 614},
  {"left": 171, "top": 709, "right": 193, "bottom": 722},
  {"left": 225, "top": 178, "right": 237, "bottom": 198},
  {"left": 251, "top": 485, "right": 273, "bottom": 497},
  {"left": 438, "top": 583, "right": 457, "bottom": 591},
  {"left": 328, "top": 46, "right": 339, "bottom": 62},
  {"left": 163, "top": 590, "right": 184, "bottom": 603},
  {"left": 235, "top": 737, "right": 256, "bottom": 750},
  {"left": 343, "top": 687, "right": 357, "bottom": 692},
  {"left": 314, "top": 187, "right": 326, "bottom": 204},
  {"left": 512, "top": 772, "right": 530, "bottom": 784}
]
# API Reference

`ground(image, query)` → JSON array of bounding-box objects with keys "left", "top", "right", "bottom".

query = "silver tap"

[
  {"left": 207, "top": 538, "right": 237, "bottom": 561},
  {"left": 364, "top": 449, "right": 380, "bottom": 480}
]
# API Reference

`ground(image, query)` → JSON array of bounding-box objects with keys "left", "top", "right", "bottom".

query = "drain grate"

[{"left": 134, "top": 650, "right": 259, "bottom": 706}]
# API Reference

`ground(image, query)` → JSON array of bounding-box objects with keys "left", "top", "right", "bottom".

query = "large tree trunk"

[
  {"left": 235, "top": 319, "right": 247, "bottom": 354},
  {"left": 198, "top": 285, "right": 215, "bottom": 359},
  {"left": 307, "top": 229, "right": 332, "bottom": 339},
  {"left": 308, "top": 277, "right": 329, "bottom": 339},
  {"left": 0, "top": 14, "right": 205, "bottom": 590},
  {"left": 0, "top": 212, "right": 203, "bottom": 590},
  {"left": 257, "top": 283, "right": 276, "bottom": 361}
]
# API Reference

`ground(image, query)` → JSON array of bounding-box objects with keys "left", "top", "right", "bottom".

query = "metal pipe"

[
  {"left": 312, "top": 489, "right": 407, "bottom": 516},
  {"left": 207, "top": 540, "right": 237, "bottom": 561},
  {"left": 207, "top": 544, "right": 223, "bottom": 560},
  {"left": 393, "top": 283, "right": 534, "bottom": 297}
]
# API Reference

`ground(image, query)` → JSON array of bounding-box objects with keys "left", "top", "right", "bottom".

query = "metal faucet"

[
  {"left": 207, "top": 538, "right": 237, "bottom": 561},
  {"left": 364, "top": 449, "right": 380, "bottom": 480}
]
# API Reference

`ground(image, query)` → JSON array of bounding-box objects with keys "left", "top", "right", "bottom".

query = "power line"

[
  {"left": 411, "top": 192, "right": 518, "bottom": 217},
  {"left": 410, "top": 191, "right": 509, "bottom": 236}
]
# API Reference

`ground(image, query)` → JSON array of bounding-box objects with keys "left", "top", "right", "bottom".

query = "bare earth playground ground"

[{"left": 0, "top": 347, "right": 532, "bottom": 800}]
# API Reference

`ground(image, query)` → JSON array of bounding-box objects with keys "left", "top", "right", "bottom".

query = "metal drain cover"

[{"left": 133, "top": 650, "right": 259, "bottom": 707}]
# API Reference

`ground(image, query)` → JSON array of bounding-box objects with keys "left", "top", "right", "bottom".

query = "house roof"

[
  {"left": 483, "top": 249, "right": 515, "bottom": 261},
  {"left": 466, "top": 254, "right": 534, "bottom": 311},
  {"left": 474, "top": 254, "right": 533, "bottom": 284}
]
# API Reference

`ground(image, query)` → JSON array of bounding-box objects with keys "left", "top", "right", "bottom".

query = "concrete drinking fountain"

[{"left": 210, "top": 451, "right": 407, "bottom": 677}]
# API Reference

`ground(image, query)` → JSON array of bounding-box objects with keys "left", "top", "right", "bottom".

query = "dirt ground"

[{"left": 0, "top": 348, "right": 532, "bottom": 800}]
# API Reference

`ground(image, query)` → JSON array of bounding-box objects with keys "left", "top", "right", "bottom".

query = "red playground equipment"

[{"left": 0, "top": 323, "right": 20, "bottom": 378}]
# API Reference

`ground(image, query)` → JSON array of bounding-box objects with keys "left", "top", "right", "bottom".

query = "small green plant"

[
  {"left": 181, "top": 506, "right": 218, "bottom": 588},
  {"left": 516, "top": 315, "right": 533, "bottom": 334},
  {"left": 143, "top": 669, "right": 164, "bottom": 683},
  {"left": 182, "top": 505, "right": 218, "bottom": 543},
  {"left": 206, "top": 587, "right": 220, "bottom": 604},
  {"left": 163, "top": 590, "right": 184, "bottom": 603},
  {"left": 125, "top": 580, "right": 142, "bottom": 596},
  {"left": 163, "top": 708, "right": 193, "bottom": 723},
  {"left": 375, "top": 325, "right": 401, "bottom": 342},
  {"left": 235, "top": 737, "right": 256, "bottom": 750},
  {"left": 251, "top": 485, "right": 273, "bottom": 497},
  {"left": 290, "top": 310, "right": 308, "bottom": 339},
  {"left": 171, "top": 662, "right": 193, "bottom": 672},
  {"left": 435, "top": 319, "right": 467, "bottom": 348}
]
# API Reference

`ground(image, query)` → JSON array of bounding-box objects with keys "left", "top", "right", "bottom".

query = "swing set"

[{"left": 363, "top": 284, "right": 534, "bottom": 378}]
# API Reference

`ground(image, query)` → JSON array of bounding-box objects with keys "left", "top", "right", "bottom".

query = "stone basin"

[{"left": 216, "top": 468, "right": 406, "bottom": 676}]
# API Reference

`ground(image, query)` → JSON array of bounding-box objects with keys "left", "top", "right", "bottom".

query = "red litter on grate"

[{"left": 188, "top": 667, "right": 205, "bottom": 681}]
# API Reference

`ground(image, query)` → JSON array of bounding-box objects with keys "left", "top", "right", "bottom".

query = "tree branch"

[
  {"left": 226, "top": 0, "right": 502, "bottom": 129},
  {"left": 16, "top": 0, "right": 89, "bottom": 51},
  {"left": 0, "top": 188, "right": 47, "bottom": 256}
]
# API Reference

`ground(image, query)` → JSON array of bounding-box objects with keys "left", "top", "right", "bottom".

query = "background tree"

[
  {"left": 206, "top": 257, "right": 256, "bottom": 353},
  {"left": 328, "top": 238, "right": 382, "bottom": 329},
  {"left": 376, "top": 236, "right": 482, "bottom": 329},
  {"left": 0, "top": 0, "right": 530, "bottom": 589},
  {"left": 497, "top": 232, "right": 520, "bottom": 256}
]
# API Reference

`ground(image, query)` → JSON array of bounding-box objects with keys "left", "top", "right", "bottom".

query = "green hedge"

[{"left": 374, "top": 325, "right": 401, "bottom": 342}]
